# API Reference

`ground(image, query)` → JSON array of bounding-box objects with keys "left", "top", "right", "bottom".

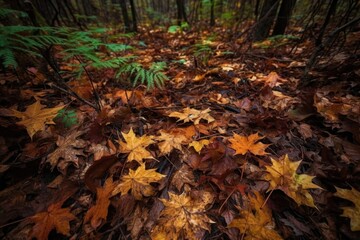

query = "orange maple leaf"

[
  {"left": 112, "top": 163, "right": 165, "bottom": 200},
  {"left": 155, "top": 129, "right": 187, "bottom": 155},
  {"left": 228, "top": 132, "right": 269, "bottom": 156},
  {"left": 189, "top": 139, "right": 210, "bottom": 153},
  {"left": 118, "top": 128, "right": 154, "bottom": 163},
  {"left": 84, "top": 177, "right": 116, "bottom": 229},
  {"left": 151, "top": 191, "right": 214, "bottom": 240},
  {"left": 229, "top": 191, "right": 282, "bottom": 240},
  {"left": 28, "top": 201, "right": 76, "bottom": 240},
  {"left": 263, "top": 154, "right": 321, "bottom": 208},
  {"left": 8, "top": 100, "right": 64, "bottom": 139}
]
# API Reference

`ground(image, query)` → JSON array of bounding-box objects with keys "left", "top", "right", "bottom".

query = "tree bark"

[
  {"left": 129, "top": 0, "right": 137, "bottom": 32},
  {"left": 253, "top": 0, "right": 280, "bottom": 41},
  {"left": 272, "top": 0, "right": 297, "bottom": 36},
  {"left": 119, "top": 0, "right": 131, "bottom": 32}
]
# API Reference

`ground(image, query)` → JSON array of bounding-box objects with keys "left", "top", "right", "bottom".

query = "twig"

[
  {"left": 47, "top": 82, "right": 99, "bottom": 110},
  {"left": 75, "top": 55, "right": 102, "bottom": 111},
  {"left": 305, "top": 16, "right": 360, "bottom": 76}
]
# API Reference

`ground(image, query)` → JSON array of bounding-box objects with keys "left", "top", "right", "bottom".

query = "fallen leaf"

[
  {"left": 151, "top": 191, "right": 214, "bottom": 240},
  {"left": 28, "top": 201, "right": 76, "bottom": 240},
  {"left": 8, "top": 100, "right": 64, "bottom": 139},
  {"left": 156, "top": 129, "right": 187, "bottom": 155},
  {"left": 334, "top": 187, "right": 360, "bottom": 231},
  {"left": 229, "top": 191, "right": 282, "bottom": 240},
  {"left": 189, "top": 139, "right": 210, "bottom": 153},
  {"left": 47, "top": 130, "right": 87, "bottom": 173},
  {"left": 112, "top": 163, "right": 165, "bottom": 200},
  {"left": 263, "top": 155, "right": 320, "bottom": 208},
  {"left": 118, "top": 128, "right": 154, "bottom": 163},
  {"left": 169, "top": 107, "right": 215, "bottom": 125},
  {"left": 228, "top": 132, "right": 269, "bottom": 156},
  {"left": 84, "top": 177, "right": 116, "bottom": 229}
]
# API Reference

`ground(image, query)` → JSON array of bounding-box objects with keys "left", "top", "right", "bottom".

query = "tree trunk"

[
  {"left": 272, "top": 0, "right": 296, "bottom": 36},
  {"left": 176, "top": 0, "right": 188, "bottom": 25},
  {"left": 315, "top": 0, "right": 338, "bottom": 46},
  {"left": 210, "top": 0, "right": 215, "bottom": 26},
  {"left": 128, "top": 0, "right": 137, "bottom": 32},
  {"left": 253, "top": 0, "right": 280, "bottom": 41},
  {"left": 119, "top": 0, "right": 131, "bottom": 32}
]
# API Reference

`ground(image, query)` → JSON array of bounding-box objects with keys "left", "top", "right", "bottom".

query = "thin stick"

[{"left": 261, "top": 188, "right": 275, "bottom": 209}]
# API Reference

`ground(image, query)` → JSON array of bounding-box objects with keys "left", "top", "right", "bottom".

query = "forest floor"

[{"left": 0, "top": 26, "right": 360, "bottom": 240}]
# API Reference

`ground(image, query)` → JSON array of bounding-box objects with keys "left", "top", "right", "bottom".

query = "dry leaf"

[
  {"left": 47, "top": 130, "right": 87, "bottom": 173},
  {"left": 156, "top": 129, "right": 187, "bottom": 155},
  {"left": 8, "top": 100, "right": 64, "bottom": 139},
  {"left": 118, "top": 128, "right": 154, "bottom": 163},
  {"left": 229, "top": 191, "right": 282, "bottom": 240},
  {"left": 334, "top": 187, "right": 360, "bottom": 231},
  {"left": 189, "top": 139, "right": 210, "bottom": 153},
  {"left": 229, "top": 132, "right": 269, "bottom": 156},
  {"left": 84, "top": 177, "right": 116, "bottom": 229},
  {"left": 28, "top": 201, "right": 76, "bottom": 240},
  {"left": 112, "top": 163, "right": 165, "bottom": 200},
  {"left": 169, "top": 107, "right": 215, "bottom": 125},
  {"left": 264, "top": 155, "right": 320, "bottom": 208},
  {"left": 151, "top": 191, "right": 214, "bottom": 240}
]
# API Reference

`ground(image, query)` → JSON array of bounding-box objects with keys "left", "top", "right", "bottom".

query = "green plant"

[
  {"left": 55, "top": 109, "right": 78, "bottom": 128},
  {"left": 192, "top": 42, "right": 213, "bottom": 67},
  {"left": 116, "top": 61, "right": 168, "bottom": 90}
]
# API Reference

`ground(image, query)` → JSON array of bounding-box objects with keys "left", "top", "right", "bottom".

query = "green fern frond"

[
  {"left": 0, "top": 48, "right": 17, "bottom": 68},
  {"left": 105, "top": 43, "right": 133, "bottom": 52}
]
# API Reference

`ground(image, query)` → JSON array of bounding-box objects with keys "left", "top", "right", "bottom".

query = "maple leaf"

[
  {"left": 189, "top": 139, "right": 210, "bottom": 153},
  {"left": 112, "top": 163, "right": 165, "bottom": 200},
  {"left": 28, "top": 201, "right": 76, "bottom": 240},
  {"left": 47, "top": 130, "right": 87, "bottom": 173},
  {"left": 118, "top": 128, "right": 154, "bottom": 163},
  {"left": 334, "top": 187, "right": 360, "bottom": 231},
  {"left": 151, "top": 191, "right": 214, "bottom": 240},
  {"left": 263, "top": 155, "right": 320, "bottom": 208},
  {"left": 169, "top": 107, "right": 215, "bottom": 125},
  {"left": 9, "top": 100, "right": 64, "bottom": 139},
  {"left": 229, "top": 191, "right": 282, "bottom": 240},
  {"left": 84, "top": 177, "right": 116, "bottom": 229},
  {"left": 258, "top": 71, "right": 287, "bottom": 88},
  {"left": 228, "top": 132, "right": 269, "bottom": 156},
  {"left": 155, "top": 129, "right": 187, "bottom": 155}
]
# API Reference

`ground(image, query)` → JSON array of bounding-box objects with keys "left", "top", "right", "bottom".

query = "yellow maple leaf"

[
  {"left": 229, "top": 191, "right": 283, "bottom": 240},
  {"left": 9, "top": 100, "right": 64, "bottom": 139},
  {"left": 151, "top": 191, "right": 214, "bottom": 240},
  {"left": 84, "top": 177, "right": 116, "bottom": 229},
  {"left": 263, "top": 155, "right": 320, "bottom": 208},
  {"left": 169, "top": 107, "right": 215, "bottom": 125},
  {"left": 118, "top": 128, "right": 154, "bottom": 163},
  {"left": 28, "top": 201, "right": 76, "bottom": 240},
  {"left": 189, "top": 139, "right": 210, "bottom": 153},
  {"left": 334, "top": 187, "right": 360, "bottom": 231},
  {"left": 156, "top": 129, "right": 187, "bottom": 155},
  {"left": 112, "top": 163, "right": 165, "bottom": 200},
  {"left": 228, "top": 132, "right": 269, "bottom": 156}
]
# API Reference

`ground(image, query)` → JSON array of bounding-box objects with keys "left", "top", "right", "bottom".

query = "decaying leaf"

[
  {"left": 112, "top": 163, "right": 165, "bottom": 200},
  {"left": 28, "top": 201, "right": 76, "bottom": 240},
  {"left": 169, "top": 107, "right": 215, "bottom": 125},
  {"left": 156, "top": 129, "right": 187, "bottom": 155},
  {"left": 263, "top": 154, "right": 320, "bottom": 208},
  {"left": 84, "top": 177, "right": 116, "bottom": 229},
  {"left": 151, "top": 191, "right": 214, "bottom": 240},
  {"left": 8, "top": 100, "right": 64, "bottom": 139},
  {"left": 229, "top": 132, "right": 269, "bottom": 156},
  {"left": 118, "top": 128, "right": 154, "bottom": 163},
  {"left": 47, "top": 130, "right": 87, "bottom": 173},
  {"left": 334, "top": 187, "right": 360, "bottom": 231},
  {"left": 229, "top": 191, "right": 282, "bottom": 240},
  {"left": 189, "top": 139, "right": 210, "bottom": 153}
]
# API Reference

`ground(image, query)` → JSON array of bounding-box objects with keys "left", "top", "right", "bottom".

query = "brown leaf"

[
  {"left": 84, "top": 177, "right": 116, "bottom": 229},
  {"left": 8, "top": 100, "right": 64, "bottom": 139},
  {"left": 28, "top": 201, "right": 76, "bottom": 240},
  {"left": 47, "top": 130, "right": 87, "bottom": 173}
]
